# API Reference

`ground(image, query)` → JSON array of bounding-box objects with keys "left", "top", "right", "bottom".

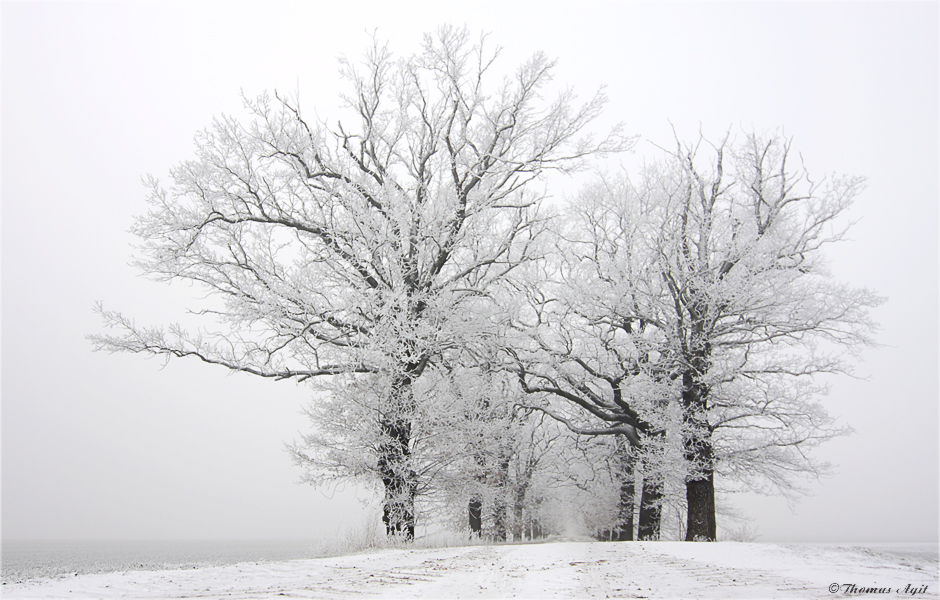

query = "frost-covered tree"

[
  {"left": 89, "top": 27, "right": 627, "bottom": 539},
  {"left": 535, "top": 131, "right": 882, "bottom": 541},
  {"left": 410, "top": 366, "right": 563, "bottom": 542},
  {"left": 509, "top": 248, "right": 675, "bottom": 540},
  {"left": 289, "top": 364, "right": 565, "bottom": 541}
]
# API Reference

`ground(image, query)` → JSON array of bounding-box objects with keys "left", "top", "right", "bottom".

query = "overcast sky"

[{"left": 2, "top": 1, "right": 937, "bottom": 543}]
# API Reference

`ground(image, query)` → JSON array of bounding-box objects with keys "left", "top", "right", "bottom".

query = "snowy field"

[{"left": 3, "top": 540, "right": 937, "bottom": 599}]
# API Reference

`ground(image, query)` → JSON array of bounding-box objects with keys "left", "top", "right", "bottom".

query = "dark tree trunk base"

[
  {"left": 382, "top": 501, "right": 416, "bottom": 540},
  {"left": 468, "top": 497, "right": 482, "bottom": 537},
  {"left": 378, "top": 409, "right": 417, "bottom": 541},
  {"left": 685, "top": 472, "right": 716, "bottom": 541}
]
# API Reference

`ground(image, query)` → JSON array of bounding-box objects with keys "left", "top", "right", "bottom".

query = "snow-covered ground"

[{"left": 3, "top": 540, "right": 936, "bottom": 599}]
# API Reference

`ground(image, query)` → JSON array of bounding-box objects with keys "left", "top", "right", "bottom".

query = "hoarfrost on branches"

[
  {"left": 90, "top": 26, "right": 629, "bottom": 539},
  {"left": 510, "top": 130, "right": 882, "bottom": 541}
]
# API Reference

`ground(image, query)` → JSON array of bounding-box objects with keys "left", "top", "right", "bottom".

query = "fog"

[{"left": 2, "top": 1, "right": 936, "bottom": 543}]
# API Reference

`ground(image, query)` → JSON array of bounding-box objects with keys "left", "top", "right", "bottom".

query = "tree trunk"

[
  {"left": 638, "top": 475, "right": 662, "bottom": 540},
  {"left": 682, "top": 416, "right": 716, "bottom": 541},
  {"left": 512, "top": 454, "right": 539, "bottom": 542},
  {"left": 468, "top": 496, "right": 483, "bottom": 536},
  {"left": 682, "top": 357, "right": 716, "bottom": 542},
  {"left": 512, "top": 485, "right": 527, "bottom": 541},
  {"left": 685, "top": 468, "right": 716, "bottom": 541},
  {"left": 470, "top": 447, "right": 487, "bottom": 535},
  {"left": 527, "top": 518, "right": 543, "bottom": 540},
  {"left": 613, "top": 476, "right": 635, "bottom": 541},
  {"left": 638, "top": 440, "right": 664, "bottom": 540},
  {"left": 492, "top": 498, "right": 508, "bottom": 541},
  {"left": 614, "top": 449, "right": 635, "bottom": 541},
  {"left": 377, "top": 369, "right": 419, "bottom": 540},
  {"left": 600, "top": 437, "right": 635, "bottom": 542},
  {"left": 618, "top": 436, "right": 636, "bottom": 541},
  {"left": 378, "top": 415, "right": 416, "bottom": 539},
  {"left": 491, "top": 456, "right": 511, "bottom": 541}
]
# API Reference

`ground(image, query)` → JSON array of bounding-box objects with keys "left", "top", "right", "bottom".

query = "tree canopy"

[{"left": 91, "top": 26, "right": 628, "bottom": 538}]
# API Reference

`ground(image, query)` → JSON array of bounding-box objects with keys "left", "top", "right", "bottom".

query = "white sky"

[{"left": 2, "top": 1, "right": 937, "bottom": 543}]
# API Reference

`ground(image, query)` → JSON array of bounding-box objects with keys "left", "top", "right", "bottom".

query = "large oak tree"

[
  {"left": 91, "top": 27, "right": 626, "bottom": 538},
  {"left": 515, "top": 131, "right": 881, "bottom": 541}
]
